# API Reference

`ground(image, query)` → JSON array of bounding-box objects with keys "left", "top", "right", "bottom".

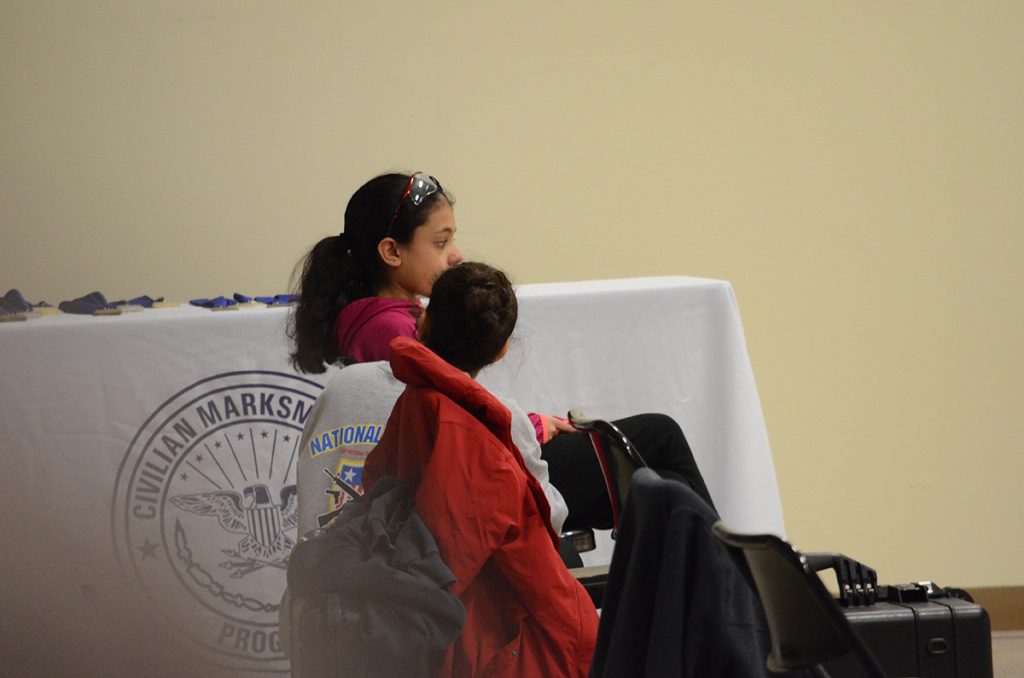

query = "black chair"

[
  {"left": 567, "top": 409, "right": 648, "bottom": 539},
  {"left": 564, "top": 410, "right": 649, "bottom": 607},
  {"left": 711, "top": 522, "right": 891, "bottom": 677}
]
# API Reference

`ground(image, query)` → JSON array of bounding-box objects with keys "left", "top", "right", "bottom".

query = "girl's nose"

[{"left": 449, "top": 245, "right": 464, "bottom": 266}]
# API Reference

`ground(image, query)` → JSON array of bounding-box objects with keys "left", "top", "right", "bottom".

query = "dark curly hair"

[
  {"left": 423, "top": 262, "right": 517, "bottom": 374},
  {"left": 288, "top": 172, "right": 454, "bottom": 373}
]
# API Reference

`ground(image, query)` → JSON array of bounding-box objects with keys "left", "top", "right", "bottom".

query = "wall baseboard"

[{"left": 967, "top": 586, "right": 1024, "bottom": 632}]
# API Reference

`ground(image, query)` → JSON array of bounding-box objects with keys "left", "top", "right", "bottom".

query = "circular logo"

[{"left": 112, "top": 371, "right": 322, "bottom": 673}]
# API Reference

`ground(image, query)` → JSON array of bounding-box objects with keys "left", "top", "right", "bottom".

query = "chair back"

[
  {"left": 711, "top": 522, "right": 888, "bottom": 677},
  {"left": 567, "top": 410, "right": 648, "bottom": 536}
]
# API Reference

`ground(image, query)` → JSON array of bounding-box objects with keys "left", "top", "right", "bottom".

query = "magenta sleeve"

[{"left": 527, "top": 412, "right": 548, "bottom": 444}]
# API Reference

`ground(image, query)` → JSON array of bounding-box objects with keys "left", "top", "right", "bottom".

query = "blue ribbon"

[
  {"left": 1, "top": 289, "right": 32, "bottom": 313},
  {"left": 188, "top": 293, "right": 296, "bottom": 308},
  {"left": 254, "top": 294, "right": 298, "bottom": 305},
  {"left": 110, "top": 295, "right": 163, "bottom": 308},
  {"left": 58, "top": 291, "right": 117, "bottom": 315},
  {"left": 189, "top": 296, "right": 238, "bottom": 309}
]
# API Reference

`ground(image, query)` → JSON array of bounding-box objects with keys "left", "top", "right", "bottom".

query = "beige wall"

[{"left": 2, "top": 2, "right": 1022, "bottom": 586}]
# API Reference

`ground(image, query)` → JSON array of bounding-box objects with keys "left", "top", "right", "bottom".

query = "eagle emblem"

[{"left": 171, "top": 483, "right": 298, "bottom": 577}]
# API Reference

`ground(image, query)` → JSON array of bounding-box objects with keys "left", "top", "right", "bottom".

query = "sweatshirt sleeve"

[{"left": 503, "top": 398, "right": 569, "bottom": 535}]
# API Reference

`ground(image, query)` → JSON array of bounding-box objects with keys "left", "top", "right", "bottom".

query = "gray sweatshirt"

[{"left": 296, "top": 361, "right": 568, "bottom": 536}]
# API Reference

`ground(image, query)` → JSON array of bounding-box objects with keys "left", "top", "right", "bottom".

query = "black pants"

[{"left": 541, "top": 413, "right": 716, "bottom": 531}]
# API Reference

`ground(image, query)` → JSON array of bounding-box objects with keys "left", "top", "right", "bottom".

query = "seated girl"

[
  {"left": 295, "top": 332, "right": 570, "bottom": 543},
  {"left": 362, "top": 262, "right": 598, "bottom": 678}
]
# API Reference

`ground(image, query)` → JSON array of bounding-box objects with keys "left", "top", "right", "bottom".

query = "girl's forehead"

[{"left": 422, "top": 203, "right": 456, "bottom": 232}]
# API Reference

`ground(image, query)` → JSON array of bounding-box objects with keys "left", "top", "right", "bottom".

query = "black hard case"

[{"left": 823, "top": 597, "right": 993, "bottom": 677}]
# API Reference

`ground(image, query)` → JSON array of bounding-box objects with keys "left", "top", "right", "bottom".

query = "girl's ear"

[
  {"left": 377, "top": 238, "right": 402, "bottom": 268},
  {"left": 494, "top": 339, "right": 510, "bottom": 363}
]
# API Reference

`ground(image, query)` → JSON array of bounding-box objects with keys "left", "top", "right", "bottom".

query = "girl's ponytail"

[{"left": 288, "top": 235, "right": 358, "bottom": 373}]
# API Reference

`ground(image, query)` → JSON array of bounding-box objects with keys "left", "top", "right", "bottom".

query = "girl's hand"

[
  {"left": 544, "top": 415, "right": 575, "bottom": 440},
  {"left": 527, "top": 412, "right": 577, "bottom": 444}
]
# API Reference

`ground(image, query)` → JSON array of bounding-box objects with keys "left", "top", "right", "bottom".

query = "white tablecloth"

[{"left": 0, "top": 276, "right": 783, "bottom": 675}]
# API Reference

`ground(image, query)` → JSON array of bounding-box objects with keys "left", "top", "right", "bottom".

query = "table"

[{"left": 0, "top": 277, "right": 783, "bottom": 675}]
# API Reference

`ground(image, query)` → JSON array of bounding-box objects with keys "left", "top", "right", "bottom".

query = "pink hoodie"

[{"left": 333, "top": 297, "right": 422, "bottom": 363}]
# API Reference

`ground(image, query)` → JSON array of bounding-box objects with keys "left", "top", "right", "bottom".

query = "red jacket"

[{"left": 364, "top": 337, "right": 598, "bottom": 677}]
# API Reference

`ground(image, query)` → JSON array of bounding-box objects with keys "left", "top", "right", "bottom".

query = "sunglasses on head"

[{"left": 388, "top": 172, "right": 443, "bottom": 234}]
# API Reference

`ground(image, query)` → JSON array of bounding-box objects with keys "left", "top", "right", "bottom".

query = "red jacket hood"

[
  {"left": 388, "top": 336, "right": 511, "bottom": 441},
  {"left": 387, "top": 335, "right": 558, "bottom": 546}
]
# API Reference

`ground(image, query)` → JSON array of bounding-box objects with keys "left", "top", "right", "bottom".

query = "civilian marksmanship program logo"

[{"left": 112, "top": 371, "right": 322, "bottom": 673}]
